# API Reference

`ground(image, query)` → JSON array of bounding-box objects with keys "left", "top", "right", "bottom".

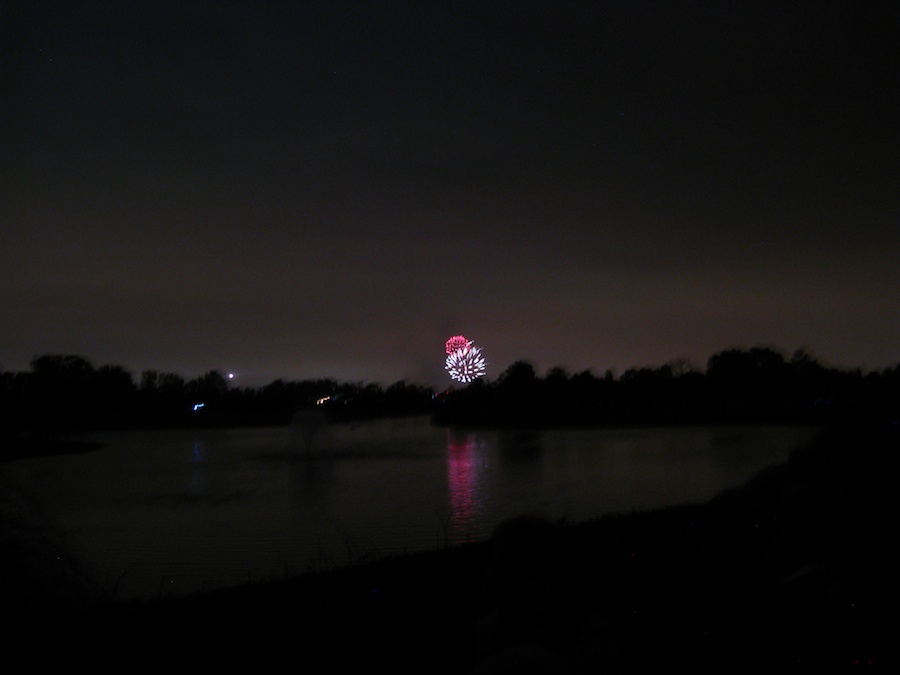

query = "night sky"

[{"left": 2, "top": 1, "right": 898, "bottom": 388}]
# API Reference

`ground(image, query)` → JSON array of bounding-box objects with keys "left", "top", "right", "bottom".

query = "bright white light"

[
  {"left": 227, "top": 373, "right": 234, "bottom": 379},
  {"left": 445, "top": 345, "right": 486, "bottom": 383}
]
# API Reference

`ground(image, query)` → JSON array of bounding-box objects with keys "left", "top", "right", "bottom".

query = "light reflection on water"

[
  {"left": 446, "top": 430, "right": 488, "bottom": 544},
  {"left": 1, "top": 418, "right": 818, "bottom": 600}
]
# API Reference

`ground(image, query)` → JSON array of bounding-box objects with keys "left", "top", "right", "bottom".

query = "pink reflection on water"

[{"left": 446, "top": 430, "right": 487, "bottom": 544}]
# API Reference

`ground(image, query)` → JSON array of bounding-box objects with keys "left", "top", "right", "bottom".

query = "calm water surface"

[{"left": 3, "top": 417, "right": 817, "bottom": 599}]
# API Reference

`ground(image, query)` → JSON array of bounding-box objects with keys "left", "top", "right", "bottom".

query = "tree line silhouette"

[
  {"left": 1, "top": 348, "right": 897, "bottom": 437},
  {"left": 0, "top": 354, "right": 433, "bottom": 435},
  {"left": 436, "top": 347, "right": 899, "bottom": 428}
]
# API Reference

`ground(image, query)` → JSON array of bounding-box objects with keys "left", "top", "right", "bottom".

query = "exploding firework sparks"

[
  {"left": 445, "top": 335, "right": 471, "bottom": 354},
  {"left": 445, "top": 344, "right": 486, "bottom": 383}
]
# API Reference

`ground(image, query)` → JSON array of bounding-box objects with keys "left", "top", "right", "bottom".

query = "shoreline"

[
  {"left": 4, "top": 422, "right": 898, "bottom": 672},
  {"left": 0, "top": 433, "right": 104, "bottom": 462}
]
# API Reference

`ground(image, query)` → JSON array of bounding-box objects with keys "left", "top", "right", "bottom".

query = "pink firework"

[{"left": 445, "top": 335, "right": 471, "bottom": 354}]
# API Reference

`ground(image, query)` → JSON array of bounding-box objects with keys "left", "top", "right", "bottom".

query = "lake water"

[{"left": 1, "top": 418, "right": 818, "bottom": 600}]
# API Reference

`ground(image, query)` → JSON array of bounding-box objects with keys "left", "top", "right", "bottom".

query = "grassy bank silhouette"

[{"left": 4, "top": 421, "right": 897, "bottom": 672}]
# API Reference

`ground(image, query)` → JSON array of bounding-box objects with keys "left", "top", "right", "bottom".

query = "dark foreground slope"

[{"left": 4, "top": 423, "right": 898, "bottom": 673}]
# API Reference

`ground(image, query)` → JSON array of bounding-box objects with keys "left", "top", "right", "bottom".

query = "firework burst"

[
  {"left": 445, "top": 335, "right": 471, "bottom": 354},
  {"left": 445, "top": 343, "right": 486, "bottom": 383}
]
